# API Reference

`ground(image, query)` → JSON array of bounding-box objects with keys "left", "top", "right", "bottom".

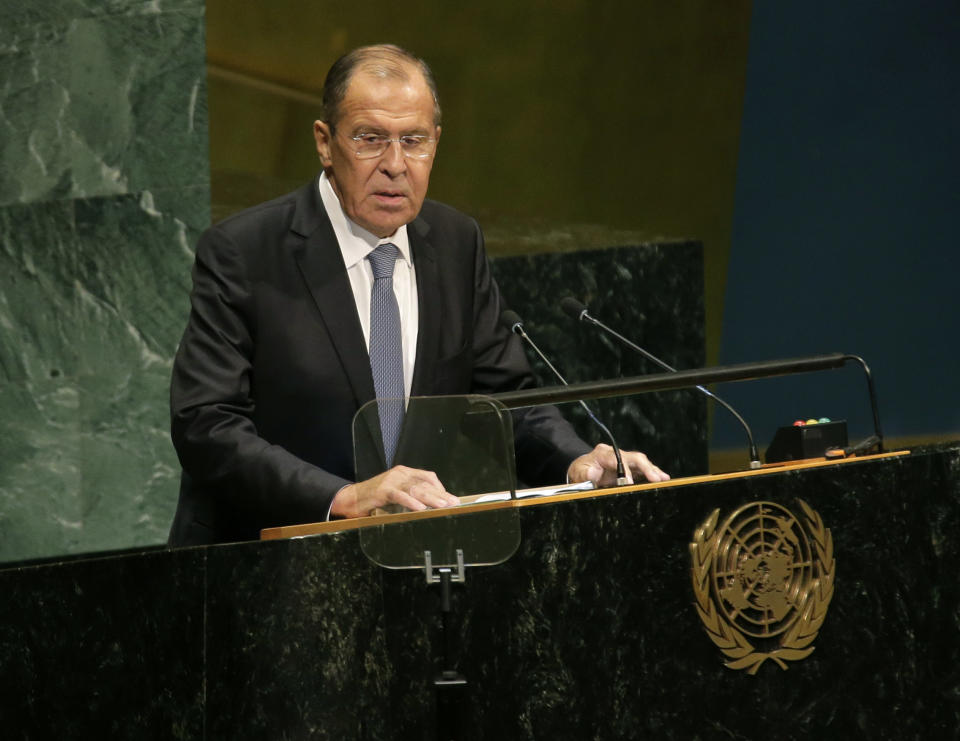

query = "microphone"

[
  {"left": 560, "top": 297, "right": 762, "bottom": 470},
  {"left": 500, "top": 310, "right": 630, "bottom": 486}
]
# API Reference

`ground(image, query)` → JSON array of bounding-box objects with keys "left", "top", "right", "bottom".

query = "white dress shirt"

[{"left": 318, "top": 172, "right": 419, "bottom": 399}]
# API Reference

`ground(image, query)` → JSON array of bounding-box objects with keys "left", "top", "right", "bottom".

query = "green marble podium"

[{"left": 1, "top": 444, "right": 958, "bottom": 740}]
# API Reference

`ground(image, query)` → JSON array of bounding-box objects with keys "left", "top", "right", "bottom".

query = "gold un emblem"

[{"left": 690, "top": 500, "right": 835, "bottom": 674}]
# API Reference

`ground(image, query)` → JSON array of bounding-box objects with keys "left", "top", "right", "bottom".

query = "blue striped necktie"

[{"left": 367, "top": 243, "right": 405, "bottom": 466}]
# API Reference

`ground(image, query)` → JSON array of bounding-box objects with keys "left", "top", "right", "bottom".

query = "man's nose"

[{"left": 379, "top": 140, "right": 407, "bottom": 175}]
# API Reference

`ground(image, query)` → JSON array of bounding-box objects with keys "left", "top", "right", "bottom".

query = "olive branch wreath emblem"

[{"left": 689, "top": 499, "right": 835, "bottom": 674}]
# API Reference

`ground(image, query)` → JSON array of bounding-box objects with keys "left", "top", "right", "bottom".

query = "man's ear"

[{"left": 313, "top": 120, "right": 333, "bottom": 166}]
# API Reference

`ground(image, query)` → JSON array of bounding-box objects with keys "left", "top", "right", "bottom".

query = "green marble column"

[{"left": 0, "top": 1, "right": 210, "bottom": 562}]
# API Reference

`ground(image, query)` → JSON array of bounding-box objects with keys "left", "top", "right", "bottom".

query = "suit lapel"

[
  {"left": 291, "top": 178, "right": 377, "bottom": 408},
  {"left": 410, "top": 216, "right": 441, "bottom": 397}
]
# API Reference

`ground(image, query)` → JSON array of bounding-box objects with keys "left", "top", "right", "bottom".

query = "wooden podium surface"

[{"left": 260, "top": 450, "right": 909, "bottom": 540}]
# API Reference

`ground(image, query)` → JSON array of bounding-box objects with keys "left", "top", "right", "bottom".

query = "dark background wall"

[{"left": 714, "top": 1, "right": 959, "bottom": 453}]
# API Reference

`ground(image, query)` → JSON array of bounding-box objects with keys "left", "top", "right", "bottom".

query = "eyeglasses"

[{"left": 345, "top": 132, "right": 437, "bottom": 160}]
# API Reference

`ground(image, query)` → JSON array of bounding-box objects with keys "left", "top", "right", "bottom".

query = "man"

[{"left": 168, "top": 44, "right": 668, "bottom": 547}]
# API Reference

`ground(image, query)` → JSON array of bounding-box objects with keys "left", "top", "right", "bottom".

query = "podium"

[{"left": 1, "top": 444, "right": 958, "bottom": 739}]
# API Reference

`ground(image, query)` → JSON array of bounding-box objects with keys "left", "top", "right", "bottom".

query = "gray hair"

[{"left": 321, "top": 44, "right": 442, "bottom": 128}]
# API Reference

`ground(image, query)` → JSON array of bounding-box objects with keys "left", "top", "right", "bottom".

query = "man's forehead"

[
  {"left": 346, "top": 62, "right": 426, "bottom": 97},
  {"left": 338, "top": 70, "right": 435, "bottom": 123},
  {"left": 353, "top": 58, "right": 420, "bottom": 82}
]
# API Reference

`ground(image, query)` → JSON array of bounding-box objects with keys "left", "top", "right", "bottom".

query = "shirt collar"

[{"left": 318, "top": 172, "right": 412, "bottom": 270}]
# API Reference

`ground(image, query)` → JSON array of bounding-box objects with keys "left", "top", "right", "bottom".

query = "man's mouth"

[{"left": 373, "top": 190, "right": 406, "bottom": 203}]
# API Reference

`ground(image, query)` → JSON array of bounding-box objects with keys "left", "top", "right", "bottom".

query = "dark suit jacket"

[{"left": 168, "top": 176, "right": 590, "bottom": 546}]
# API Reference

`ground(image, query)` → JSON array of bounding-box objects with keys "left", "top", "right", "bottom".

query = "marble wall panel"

[
  {"left": 0, "top": 0, "right": 209, "bottom": 564},
  {"left": 0, "top": 0, "right": 203, "bottom": 30},
  {"left": 0, "top": 546, "right": 205, "bottom": 740},
  {"left": 0, "top": 2, "right": 207, "bottom": 206},
  {"left": 204, "top": 535, "right": 394, "bottom": 740},
  {"left": 0, "top": 189, "right": 206, "bottom": 561}
]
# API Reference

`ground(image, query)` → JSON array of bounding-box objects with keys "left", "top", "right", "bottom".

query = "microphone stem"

[
  {"left": 515, "top": 325, "right": 569, "bottom": 386},
  {"left": 842, "top": 354, "right": 884, "bottom": 453},
  {"left": 514, "top": 325, "right": 628, "bottom": 484},
  {"left": 583, "top": 313, "right": 762, "bottom": 469}
]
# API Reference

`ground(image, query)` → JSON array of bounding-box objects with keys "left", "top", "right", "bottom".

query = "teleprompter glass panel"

[{"left": 353, "top": 395, "right": 520, "bottom": 569}]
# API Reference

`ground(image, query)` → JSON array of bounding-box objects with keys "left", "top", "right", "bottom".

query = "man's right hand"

[{"left": 330, "top": 466, "right": 460, "bottom": 518}]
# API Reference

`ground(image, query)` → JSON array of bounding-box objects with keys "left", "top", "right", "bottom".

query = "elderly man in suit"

[{"left": 168, "top": 44, "right": 668, "bottom": 547}]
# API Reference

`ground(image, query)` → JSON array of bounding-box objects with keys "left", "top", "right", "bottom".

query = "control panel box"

[{"left": 765, "top": 420, "right": 848, "bottom": 463}]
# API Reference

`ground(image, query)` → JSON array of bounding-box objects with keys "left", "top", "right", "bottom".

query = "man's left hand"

[{"left": 567, "top": 444, "right": 670, "bottom": 488}]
